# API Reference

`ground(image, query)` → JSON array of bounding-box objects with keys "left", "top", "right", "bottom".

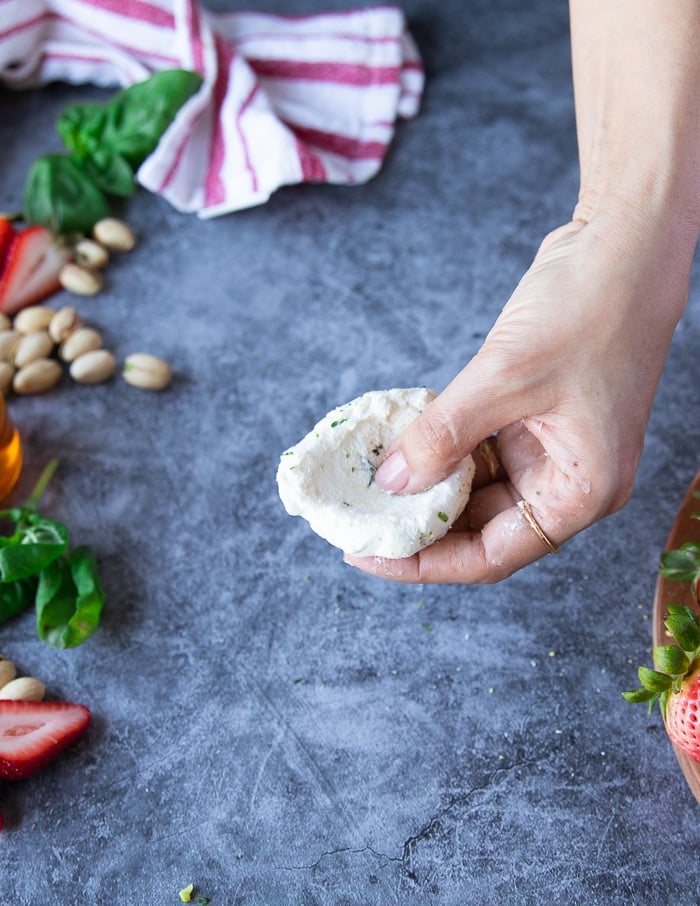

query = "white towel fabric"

[{"left": 0, "top": 0, "right": 424, "bottom": 217}]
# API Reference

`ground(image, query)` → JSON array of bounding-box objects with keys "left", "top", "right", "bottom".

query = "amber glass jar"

[{"left": 0, "top": 396, "right": 22, "bottom": 501}]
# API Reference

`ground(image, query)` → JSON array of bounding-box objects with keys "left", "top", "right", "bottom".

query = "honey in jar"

[{"left": 0, "top": 396, "right": 22, "bottom": 501}]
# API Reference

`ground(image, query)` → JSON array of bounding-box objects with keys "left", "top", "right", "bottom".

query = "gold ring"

[
  {"left": 516, "top": 499, "right": 559, "bottom": 555},
  {"left": 478, "top": 437, "right": 501, "bottom": 481}
]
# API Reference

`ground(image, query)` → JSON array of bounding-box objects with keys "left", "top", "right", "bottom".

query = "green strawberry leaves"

[
  {"left": 24, "top": 69, "right": 202, "bottom": 235},
  {"left": 660, "top": 542, "right": 700, "bottom": 601},
  {"left": 623, "top": 605, "right": 700, "bottom": 720},
  {"left": 0, "top": 461, "right": 105, "bottom": 648}
]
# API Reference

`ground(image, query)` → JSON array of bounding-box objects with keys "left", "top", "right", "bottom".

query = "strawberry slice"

[
  {"left": 0, "top": 700, "right": 90, "bottom": 780},
  {"left": 0, "top": 218, "right": 14, "bottom": 267},
  {"left": 0, "top": 225, "right": 69, "bottom": 315}
]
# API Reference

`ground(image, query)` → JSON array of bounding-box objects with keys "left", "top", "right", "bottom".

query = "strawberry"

[
  {"left": 0, "top": 700, "right": 90, "bottom": 780},
  {"left": 0, "top": 218, "right": 14, "bottom": 267},
  {"left": 624, "top": 604, "right": 700, "bottom": 762},
  {"left": 0, "top": 225, "right": 69, "bottom": 315}
]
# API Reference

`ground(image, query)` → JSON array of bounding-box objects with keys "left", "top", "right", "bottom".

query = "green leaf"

[
  {"left": 622, "top": 687, "right": 656, "bottom": 704},
  {"left": 79, "top": 147, "right": 136, "bottom": 198},
  {"left": 100, "top": 70, "right": 202, "bottom": 167},
  {"left": 0, "top": 516, "right": 68, "bottom": 582},
  {"left": 36, "top": 546, "right": 105, "bottom": 649},
  {"left": 664, "top": 612, "right": 700, "bottom": 653},
  {"left": 23, "top": 154, "right": 110, "bottom": 234},
  {"left": 58, "top": 70, "right": 202, "bottom": 174},
  {"left": 637, "top": 666, "right": 672, "bottom": 692},
  {"left": 653, "top": 644, "right": 691, "bottom": 676},
  {"left": 659, "top": 544, "right": 700, "bottom": 582},
  {"left": 0, "top": 577, "right": 37, "bottom": 623}
]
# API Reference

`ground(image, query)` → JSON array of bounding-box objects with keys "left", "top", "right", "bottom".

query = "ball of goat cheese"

[{"left": 276, "top": 387, "right": 475, "bottom": 558}]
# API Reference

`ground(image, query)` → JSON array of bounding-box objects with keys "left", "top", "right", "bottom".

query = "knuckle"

[{"left": 412, "top": 407, "right": 461, "bottom": 468}]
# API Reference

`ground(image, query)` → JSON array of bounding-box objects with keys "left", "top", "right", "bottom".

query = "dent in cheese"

[{"left": 276, "top": 387, "right": 475, "bottom": 558}]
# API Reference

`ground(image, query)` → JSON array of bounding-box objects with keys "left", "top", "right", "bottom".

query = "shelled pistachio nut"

[
  {"left": 59, "top": 262, "right": 103, "bottom": 296},
  {"left": 122, "top": 353, "right": 172, "bottom": 391},
  {"left": 49, "top": 306, "right": 83, "bottom": 344},
  {"left": 74, "top": 238, "right": 109, "bottom": 269},
  {"left": 0, "top": 658, "right": 16, "bottom": 689},
  {"left": 0, "top": 361, "right": 14, "bottom": 397},
  {"left": 70, "top": 348, "right": 116, "bottom": 384},
  {"left": 13, "top": 358, "right": 62, "bottom": 395},
  {"left": 0, "top": 676, "right": 45, "bottom": 701},
  {"left": 0, "top": 329, "right": 20, "bottom": 362},
  {"left": 14, "top": 330, "right": 55, "bottom": 369},
  {"left": 13, "top": 305, "right": 55, "bottom": 334},
  {"left": 92, "top": 217, "right": 136, "bottom": 252},
  {"left": 59, "top": 326, "right": 103, "bottom": 363}
]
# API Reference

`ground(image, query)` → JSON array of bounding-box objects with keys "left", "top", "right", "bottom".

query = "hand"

[{"left": 344, "top": 212, "right": 690, "bottom": 583}]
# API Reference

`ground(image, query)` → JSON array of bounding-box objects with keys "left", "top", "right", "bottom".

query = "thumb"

[{"left": 374, "top": 358, "right": 524, "bottom": 494}]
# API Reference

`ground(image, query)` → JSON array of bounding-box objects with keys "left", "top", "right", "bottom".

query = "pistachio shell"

[
  {"left": 59, "top": 326, "right": 103, "bottom": 363},
  {"left": 13, "top": 358, "right": 62, "bottom": 395},
  {"left": 49, "top": 306, "right": 83, "bottom": 344},
  {"left": 0, "top": 676, "right": 45, "bottom": 701},
  {"left": 14, "top": 330, "right": 55, "bottom": 369},
  {"left": 122, "top": 353, "right": 172, "bottom": 391},
  {"left": 74, "top": 238, "right": 109, "bottom": 269},
  {"left": 59, "top": 263, "right": 103, "bottom": 296},
  {"left": 70, "top": 349, "right": 116, "bottom": 384},
  {"left": 0, "top": 329, "right": 20, "bottom": 363},
  {"left": 13, "top": 305, "right": 54, "bottom": 334},
  {"left": 0, "top": 658, "right": 17, "bottom": 689},
  {"left": 0, "top": 313, "right": 11, "bottom": 331},
  {"left": 92, "top": 217, "right": 136, "bottom": 252},
  {"left": 0, "top": 361, "right": 14, "bottom": 397}
]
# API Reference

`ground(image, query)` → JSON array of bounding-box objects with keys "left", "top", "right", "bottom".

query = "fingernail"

[{"left": 374, "top": 450, "right": 410, "bottom": 492}]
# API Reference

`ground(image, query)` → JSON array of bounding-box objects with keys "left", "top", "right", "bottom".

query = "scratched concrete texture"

[{"left": 1, "top": 1, "right": 700, "bottom": 904}]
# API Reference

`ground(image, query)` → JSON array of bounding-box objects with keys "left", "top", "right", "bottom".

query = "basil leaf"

[
  {"left": 100, "top": 70, "right": 202, "bottom": 167},
  {"left": 57, "top": 70, "right": 201, "bottom": 173},
  {"left": 23, "top": 154, "right": 110, "bottom": 234},
  {"left": 36, "top": 546, "right": 104, "bottom": 649},
  {"left": 0, "top": 577, "right": 37, "bottom": 624},
  {"left": 80, "top": 147, "right": 136, "bottom": 198},
  {"left": 0, "top": 515, "right": 68, "bottom": 582}
]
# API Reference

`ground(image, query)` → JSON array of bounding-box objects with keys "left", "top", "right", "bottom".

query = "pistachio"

[
  {"left": 13, "top": 358, "right": 62, "bottom": 395},
  {"left": 0, "top": 676, "right": 45, "bottom": 701},
  {"left": 0, "top": 329, "right": 20, "bottom": 362},
  {"left": 0, "top": 313, "right": 11, "bottom": 331},
  {"left": 70, "top": 349, "right": 116, "bottom": 384},
  {"left": 49, "top": 305, "right": 83, "bottom": 344},
  {"left": 0, "top": 361, "right": 13, "bottom": 397},
  {"left": 14, "top": 330, "right": 55, "bottom": 369},
  {"left": 0, "top": 658, "right": 16, "bottom": 689},
  {"left": 13, "top": 305, "right": 55, "bottom": 334},
  {"left": 122, "top": 352, "right": 172, "bottom": 391},
  {"left": 74, "top": 238, "right": 109, "bottom": 269},
  {"left": 59, "top": 262, "right": 103, "bottom": 296},
  {"left": 59, "top": 326, "right": 103, "bottom": 363},
  {"left": 92, "top": 217, "right": 136, "bottom": 252}
]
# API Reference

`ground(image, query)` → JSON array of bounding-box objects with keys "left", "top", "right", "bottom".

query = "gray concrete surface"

[{"left": 1, "top": 1, "right": 699, "bottom": 904}]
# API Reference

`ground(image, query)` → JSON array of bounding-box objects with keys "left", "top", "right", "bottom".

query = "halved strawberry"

[
  {"left": 0, "top": 218, "right": 14, "bottom": 268},
  {"left": 0, "top": 700, "right": 90, "bottom": 780},
  {"left": 0, "top": 225, "right": 69, "bottom": 315}
]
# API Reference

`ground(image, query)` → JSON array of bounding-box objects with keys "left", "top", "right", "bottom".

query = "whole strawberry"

[{"left": 624, "top": 604, "right": 700, "bottom": 762}]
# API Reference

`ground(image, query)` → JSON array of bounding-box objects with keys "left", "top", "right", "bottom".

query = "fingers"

[
  {"left": 374, "top": 358, "right": 524, "bottom": 495},
  {"left": 344, "top": 494, "right": 562, "bottom": 584}
]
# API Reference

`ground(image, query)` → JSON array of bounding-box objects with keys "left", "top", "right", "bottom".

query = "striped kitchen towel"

[{"left": 0, "top": 0, "right": 424, "bottom": 217}]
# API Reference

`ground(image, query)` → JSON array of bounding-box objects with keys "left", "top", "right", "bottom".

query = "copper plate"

[{"left": 652, "top": 469, "right": 700, "bottom": 803}]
